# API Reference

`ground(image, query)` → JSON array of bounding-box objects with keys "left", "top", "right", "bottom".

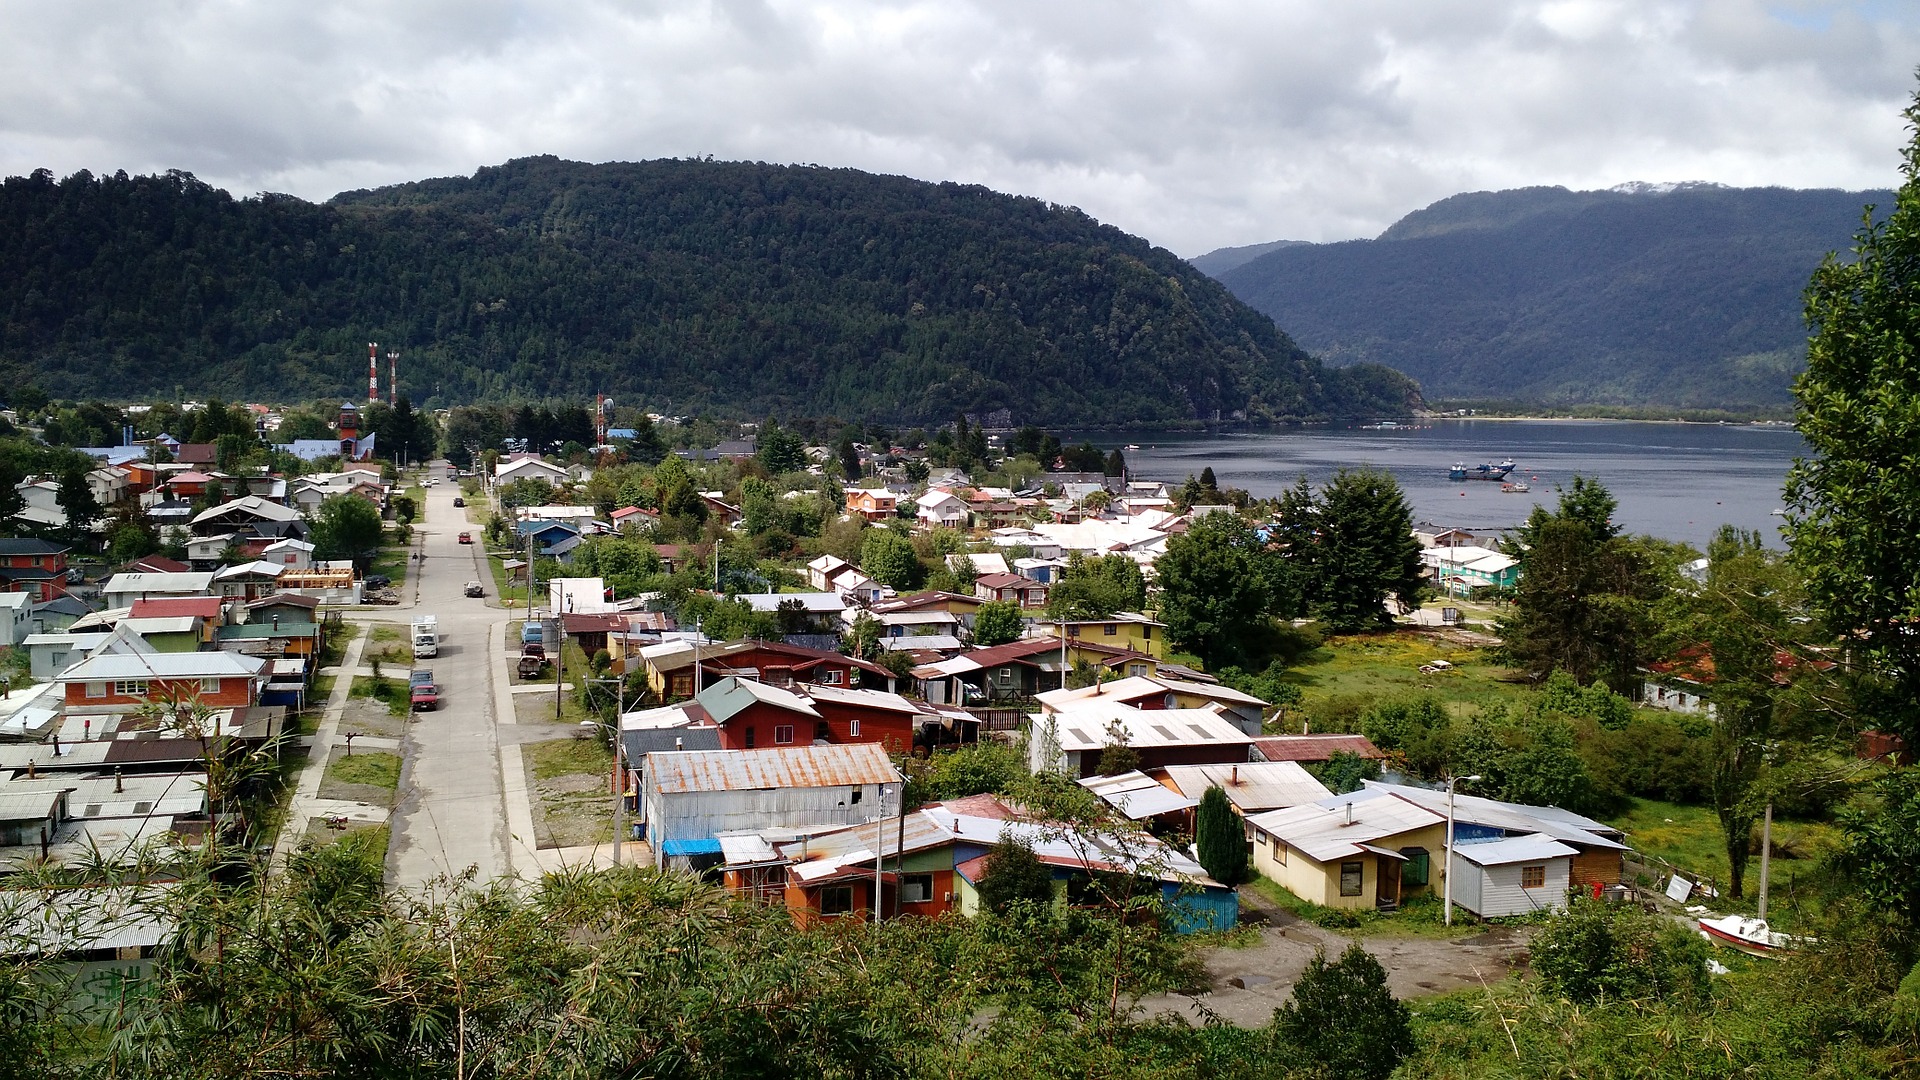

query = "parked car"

[
  {"left": 517, "top": 652, "right": 545, "bottom": 679},
  {"left": 365, "top": 574, "right": 391, "bottom": 589},
  {"left": 410, "top": 682, "right": 439, "bottom": 711},
  {"left": 409, "top": 669, "right": 434, "bottom": 687},
  {"left": 465, "top": 581, "right": 483, "bottom": 598},
  {"left": 453, "top": 497, "right": 465, "bottom": 507},
  {"left": 457, "top": 532, "right": 473, "bottom": 544}
]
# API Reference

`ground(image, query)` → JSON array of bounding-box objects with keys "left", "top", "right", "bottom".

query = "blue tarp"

[{"left": 660, "top": 838, "right": 723, "bottom": 856}]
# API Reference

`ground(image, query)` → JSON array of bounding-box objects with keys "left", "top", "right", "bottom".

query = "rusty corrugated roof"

[{"left": 649, "top": 743, "right": 900, "bottom": 794}]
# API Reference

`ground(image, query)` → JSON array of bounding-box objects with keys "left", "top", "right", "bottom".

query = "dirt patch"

[
  {"left": 522, "top": 734, "right": 616, "bottom": 849},
  {"left": 513, "top": 691, "right": 578, "bottom": 726},
  {"left": 338, "top": 698, "right": 410, "bottom": 739},
  {"left": 1137, "top": 915, "right": 1533, "bottom": 1029}
]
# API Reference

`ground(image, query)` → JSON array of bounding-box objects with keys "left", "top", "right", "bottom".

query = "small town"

[{"left": 5, "top": 6, "right": 1920, "bottom": 1075}]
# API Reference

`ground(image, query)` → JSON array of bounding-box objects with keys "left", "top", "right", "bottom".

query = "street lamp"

[{"left": 1442, "top": 774, "right": 1483, "bottom": 928}]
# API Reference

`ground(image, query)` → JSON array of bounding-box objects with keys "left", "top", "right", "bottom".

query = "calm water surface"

[{"left": 1081, "top": 420, "right": 1807, "bottom": 549}]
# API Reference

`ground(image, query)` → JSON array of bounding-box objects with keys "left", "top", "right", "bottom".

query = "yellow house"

[
  {"left": 1245, "top": 791, "right": 1447, "bottom": 911},
  {"left": 1048, "top": 611, "right": 1166, "bottom": 658}
]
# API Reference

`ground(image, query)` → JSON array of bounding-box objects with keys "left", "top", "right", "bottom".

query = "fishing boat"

[
  {"left": 1500, "top": 481, "right": 1530, "bottom": 493},
  {"left": 1448, "top": 459, "right": 1516, "bottom": 482},
  {"left": 1124, "top": 444, "right": 1140, "bottom": 451},
  {"left": 1697, "top": 914, "right": 1803, "bottom": 958}
]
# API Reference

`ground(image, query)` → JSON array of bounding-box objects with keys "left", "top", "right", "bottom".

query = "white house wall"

[
  {"left": 644, "top": 784, "right": 901, "bottom": 867},
  {"left": 1460, "top": 857, "right": 1571, "bottom": 918}
]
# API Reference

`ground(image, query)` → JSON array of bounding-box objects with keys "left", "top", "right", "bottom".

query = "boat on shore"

[
  {"left": 1697, "top": 914, "right": 1807, "bottom": 958},
  {"left": 1449, "top": 459, "right": 1516, "bottom": 482}
]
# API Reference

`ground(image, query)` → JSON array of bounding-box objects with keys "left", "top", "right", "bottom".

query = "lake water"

[{"left": 1079, "top": 420, "right": 1807, "bottom": 549}]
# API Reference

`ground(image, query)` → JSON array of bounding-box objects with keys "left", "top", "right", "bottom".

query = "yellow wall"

[
  {"left": 1060, "top": 622, "right": 1165, "bottom": 659},
  {"left": 1249, "top": 821, "right": 1447, "bottom": 910}
]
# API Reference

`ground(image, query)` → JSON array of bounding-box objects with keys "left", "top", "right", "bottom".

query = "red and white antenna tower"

[
  {"left": 387, "top": 349, "right": 398, "bottom": 406},
  {"left": 367, "top": 343, "right": 379, "bottom": 403}
]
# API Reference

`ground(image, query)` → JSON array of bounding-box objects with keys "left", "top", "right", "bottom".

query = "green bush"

[
  {"left": 1277, "top": 943, "right": 1413, "bottom": 1080},
  {"left": 1531, "top": 897, "right": 1711, "bottom": 1005}
]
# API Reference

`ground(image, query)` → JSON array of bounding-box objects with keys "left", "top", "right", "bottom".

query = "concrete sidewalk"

[{"left": 272, "top": 627, "right": 378, "bottom": 871}]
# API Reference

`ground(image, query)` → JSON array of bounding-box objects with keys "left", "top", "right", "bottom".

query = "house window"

[
  {"left": 112, "top": 680, "right": 149, "bottom": 697},
  {"left": 1129, "top": 664, "right": 1150, "bottom": 678},
  {"left": 200, "top": 677, "right": 220, "bottom": 694},
  {"left": 1521, "top": 865, "right": 1546, "bottom": 889},
  {"left": 775, "top": 725, "right": 795, "bottom": 745},
  {"left": 1103, "top": 623, "right": 1117, "bottom": 636},
  {"left": 901, "top": 874, "right": 934, "bottom": 903},
  {"left": 84, "top": 681, "right": 106, "bottom": 699},
  {"left": 671, "top": 675, "right": 692, "bottom": 697},
  {"left": 1401, "top": 848, "right": 1431, "bottom": 887},
  {"left": 743, "top": 728, "right": 756, "bottom": 749},
  {"left": 1253, "top": 831, "right": 1267, "bottom": 846},
  {"left": 849, "top": 718, "right": 861, "bottom": 737},
  {"left": 819, "top": 886, "right": 855, "bottom": 916},
  {"left": 1272, "top": 840, "right": 1287, "bottom": 865},
  {"left": 1340, "top": 861, "right": 1364, "bottom": 897},
  {"left": 1141, "top": 625, "right": 1152, "bottom": 640},
  {"left": 821, "top": 669, "right": 845, "bottom": 685},
  {"left": 1066, "top": 625, "right": 1080, "bottom": 637},
  {"left": 850, "top": 788, "right": 862, "bottom": 804}
]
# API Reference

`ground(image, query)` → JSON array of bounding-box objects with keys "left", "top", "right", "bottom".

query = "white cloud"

[{"left": 0, "top": 0, "right": 1912, "bottom": 255}]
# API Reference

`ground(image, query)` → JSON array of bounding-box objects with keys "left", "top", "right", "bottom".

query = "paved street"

[{"left": 384, "top": 464, "right": 515, "bottom": 888}]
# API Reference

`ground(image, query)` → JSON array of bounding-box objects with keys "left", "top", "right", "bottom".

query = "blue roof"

[
  {"left": 607, "top": 428, "right": 637, "bottom": 440},
  {"left": 660, "top": 838, "right": 723, "bottom": 856}
]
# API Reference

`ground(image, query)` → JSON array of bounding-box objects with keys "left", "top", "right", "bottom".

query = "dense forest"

[
  {"left": 1206, "top": 184, "right": 1892, "bottom": 408},
  {"left": 0, "top": 159, "right": 1419, "bottom": 425}
]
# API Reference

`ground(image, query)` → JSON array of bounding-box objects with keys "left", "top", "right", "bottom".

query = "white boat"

[
  {"left": 1697, "top": 914, "right": 1803, "bottom": 958},
  {"left": 1124, "top": 444, "right": 1140, "bottom": 451}
]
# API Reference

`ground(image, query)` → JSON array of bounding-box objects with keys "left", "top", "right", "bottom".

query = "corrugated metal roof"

[
  {"left": 696, "top": 677, "right": 821, "bottom": 725},
  {"left": 59, "top": 651, "right": 265, "bottom": 681},
  {"left": 1045, "top": 704, "right": 1252, "bottom": 752},
  {"left": 1079, "top": 771, "right": 1199, "bottom": 819},
  {"left": 1251, "top": 734, "right": 1386, "bottom": 762},
  {"left": 802, "top": 683, "right": 920, "bottom": 714},
  {"left": 1360, "top": 781, "right": 1626, "bottom": 849},
  {"left": 1246, "top": 791, "right": 1444, "bottom": 863},
  {"left": 0, "top": 790, "right": 63, "bottom": 821},
  {"left": 1161, "top": 762, "right": 1333, "bottom": 813},
  {"left": 649, "top": 743, "right": 900, "bottom": 793},
  {"left": 1453, "top": 832, "right": 1579, "bottom": 866}
]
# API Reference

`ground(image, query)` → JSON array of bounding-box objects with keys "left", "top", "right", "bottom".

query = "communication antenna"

[
  {"left": 387, "top": 349, "right": 399, "bottom": 406},
  {"left": 367, "top": 343, "right": 379, "bottom": 404}
]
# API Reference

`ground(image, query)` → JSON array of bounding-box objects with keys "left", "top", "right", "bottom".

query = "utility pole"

[
  {"left": 1443, "top": 774, "right": 1482, "bottom": 928},
  {"left": 1757, "top": 801, "right": 1773, "bottom": 922}
]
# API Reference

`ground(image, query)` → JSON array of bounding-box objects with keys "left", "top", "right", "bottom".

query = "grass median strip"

[{"left": 327, "top": 750, "right": 401, "bottom": 789}]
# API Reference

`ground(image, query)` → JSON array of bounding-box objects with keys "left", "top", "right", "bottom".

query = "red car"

[
  {"left": 457, "top": 532, "right": 472, "bottom": 544},
  {"left": 410, "top": 683, "right": 439, "bottom": 711}
]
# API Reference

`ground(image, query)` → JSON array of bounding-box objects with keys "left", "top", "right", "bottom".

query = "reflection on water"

[{"left": 1074, "top": 420, "right": 1806, "bottom": 548}]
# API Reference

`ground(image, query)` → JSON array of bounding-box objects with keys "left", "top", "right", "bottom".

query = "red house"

[
  {"left": 56, "top": 650, "right": 267, "bottom": 712},
  {"left": 0, "top": 538, "right": 70, "bottom": 601},
  {"left": 696, "top": 677, "right": 913, "bottom": 753}
]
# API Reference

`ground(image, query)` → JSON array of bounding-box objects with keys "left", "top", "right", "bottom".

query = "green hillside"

[
  {"left": 0, "top": 158, "right": 1418, "bottom": 424},
  {"left": 1206, "top": 184, "right": 1891, "bottom": 408}
]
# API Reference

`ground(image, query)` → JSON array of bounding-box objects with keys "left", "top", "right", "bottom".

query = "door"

[{"left": 1376, "top": 856, "right": 1402, "bottom": 909}]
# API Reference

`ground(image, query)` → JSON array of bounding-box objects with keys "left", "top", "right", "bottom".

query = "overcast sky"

[{"left": 2, "top": 0, "right": 1915, "bottom": 256}]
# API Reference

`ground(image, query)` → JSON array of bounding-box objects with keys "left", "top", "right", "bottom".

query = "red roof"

[
  {"left": 1250, "top": 735, "right": 1386, "bottom": 763},
  {"left": 561, "top": 613, "right": 630, "bottom": 634},
  {"left": 130, "top": 556, "right": 191, "bottom": 574},
  {"left": 974, "top": 573, "right": 1032, "bottom": 590},
  {"left": 957, "top": 637, "right": 1069, "bottom": 667},
  {"left": 931, "top": 793, "right": 1016, "bottom": 819},
  {"left": 130, "top": 597, "right": 224, "bottom": 619}
]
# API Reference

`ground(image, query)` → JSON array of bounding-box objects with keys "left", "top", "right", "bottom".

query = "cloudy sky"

[{"left": 2, "top": 0, "right": 1915, "bottom": 256}]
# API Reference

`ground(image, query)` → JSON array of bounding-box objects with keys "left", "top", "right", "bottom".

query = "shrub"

[
  {"left": 976, "top": 840, "right": 1056, "bottom": 914},
  {"left": 1195, "top": 786, "right": 1248, "bottom": 885},
  {"left": 1531, "top": 897, "right": 1711, "bottom": 1005},
  {"left": 1276, "top": 943, "right": 1413, "bottom": 1080}
]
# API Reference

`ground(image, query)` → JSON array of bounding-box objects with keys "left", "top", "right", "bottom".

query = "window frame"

[
  {"left": 1520, "top": 864, "right": 1547, "bottom": 889},
  {"left": 775, "top": 725, "right": 795, "bottom": 745},
  {"left": 818, "top": 885, "right": 855, "bottom": 916},
  {"left": 112, "top": 679, "right": 149, "bottom": 697},
  {"left": 848, "top": 718, "right": 860, "bottom": 737},
  {"left": 900, "top": 873, "right": 934, "bottom": 904},
  {"left": 1339, "top": 860, "right": 1364, "bottom": 897}
]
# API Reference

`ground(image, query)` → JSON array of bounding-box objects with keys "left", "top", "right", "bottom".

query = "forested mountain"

[
  {"left": 1203, "top": 184, "right": 1892, "bottom": 407},
  {"left": 0, "top": 158, "right": 1419, "bottom": 424},
  {"left": 1186, "top": 239, "right": 1309, "bottom": 277}
]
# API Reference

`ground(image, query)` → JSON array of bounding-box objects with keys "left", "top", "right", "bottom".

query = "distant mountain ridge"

[
  {"left": 1200, "top": 183, "right": 1890, "bottom": 407},
  {"left": 0, "top": 157, "right": 1419, "bottom": 425}
]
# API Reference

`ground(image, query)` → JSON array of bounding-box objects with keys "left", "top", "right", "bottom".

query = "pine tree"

[{"left": 1194, "top": 785, "right": 1247, "bottom": 885}]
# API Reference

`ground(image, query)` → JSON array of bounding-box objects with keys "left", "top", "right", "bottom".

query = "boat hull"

[{"left": 1698, "top": 916, "right": 1785, "bottom": 958}]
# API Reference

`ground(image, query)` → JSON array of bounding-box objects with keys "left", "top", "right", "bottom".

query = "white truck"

[{"left": 412, "top": 615, "right": 439, "bottom": 659}]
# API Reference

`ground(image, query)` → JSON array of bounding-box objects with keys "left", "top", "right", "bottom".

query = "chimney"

[
  {"left": 114, "top": 767, "right": 124, "bottom": 794},
  {"left": 1231, "top": 765, "right": 1239, "bottom": 785},
  {"left": 675, "top": 737, "right": 683, "bottom": 749},
  {"left": 1343, "top": 802, "right": 1354, "bottom": 826},
  {"left": 50, "top": 733, "right": 59, "bottom": 757},
  {"left": 26, "top": 759, "right": 34, "bottom": 779}
]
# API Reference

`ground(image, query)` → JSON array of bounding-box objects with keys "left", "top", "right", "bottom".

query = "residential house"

[
  {"left": 211, "top": 561, "right": 287, "bottom": 601},
  {"left": 974, "top": 572, "right": 1049, "bottom": 610},
  {"left": 1036, "top": 675, "right": 1269, "bottom": 734},
  {"left": 549, "top": 576, "right": 613, "bottom": 615},
  {"left": 494, "top": 456, "right": 569, "bottom": 486},
  {"left": 697, "top": 677, "right": 913, "bottom": 753},
  {"left": 1420, "top": 545, "right": 1520, "bottom": 594},
  {"left": 1358, "top": 780, "right": 1628, "bottom": 889},
  {"left": 0, "top": 592, "right": 31, "bottom": 647},
  {"left": 1027, "top": 699, "right": 1255, "bottom": 777},
  {"left": 0, "top": 539, "right": 70, "bottom": 602},
  {"left": 642, "top": 639, "right": 895, "bottom": 700},
  {"left": 913, "top": 637, "right": 1174, "bottom": 706},
  {"left": 1158, "top": 762, "right": 1334, "bottom": 817},
  {"left": 260, "top": 537, "right": 315, "bottom": 570},
  {"left": 610, "top": 506, "right": 660, "bottom": 532},
  {"left": 1447, "top": 834, "right": 1579, "bottom": 918},
  {"left": 86, "top": 467, "right": 131, "bottom": 507},
  {"left": 22, "top": 632, "right": 111, "bottom": 681},
  {"left": 739, "top": 592, "right": 846, "bottom": 637},
  {"left": 916, "top": 490, "right": 968, "bottom": 529},
  {"left": 1013, "top": 557, "right": 1068, "bottom": 584},
  {"left": 188, "top": 496, "right": 308, "bottom": 540},
  {"left": 699, "top": 494, "right": 744, "bottom": 527},
  {"left": 515, "top": 520, "right": 583, "bottom": 560},
  {"left": 845, "top": 489, "right": 898, "bottom": 522},
  {"left": 640, "top": 743, "right": 903, "bottom": 871},
  {"left": 1245, "top": 792, "right": 1447, "bottom": 911},
  {"left": 100, "top": 572, "right": 216, "bottom": 610},
  {"left": 1046, "top": 612, "right": 1167, "bottom": 658},
  {"left": 1077, "top": 770, "right": 1200, "bottom": 824},
  {"left": 805, "top": 555, "right": 853, "bottom": 591},
  {"left": 516, "top": 506, "right": 600, "bottom": 532},
  {"left": 869, "top": 590, "right": 986, "bottom": 631},
  {"left": 30, "top": 596, "right": 92, "bottom": 636},
  {"left": 57, "top": 650, "right": 268, "bottom": 713}
]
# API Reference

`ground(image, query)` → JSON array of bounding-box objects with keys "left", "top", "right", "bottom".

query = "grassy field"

[
  {"left": 523, "top": 735, "right": 617, "bottom": 848},
  {"left": 1278, "top": 630, "right": 1532, "bottom": 725},
  {"left": 488, "top": 549, "right": 530, "bottom": 607},
  {"left": 300, "top": 821, "right": 390, "bottom": 864},
  {"left": 1613, "top": 796, "right": 1842, "bottom": 898},
  {"left": 317, "top": 621, "right": 360, "bottom": 667},
  {"left": 527, "top": 734, "right": 614, "bottom": 781},
  {"left": 369, "top": 546, "right": 410, "bottom": 592},
  {"left": 404, "top": 485, "right": 427, "bottom": 522},
  {"left": 326, "top": 749, "right": 402, "bottom": 789},
  {"left": 1243, "top": 874, "right": 1509, "bottom": 938}
]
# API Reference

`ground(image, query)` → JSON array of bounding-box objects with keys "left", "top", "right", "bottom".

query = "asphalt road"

[{"left": 385, "top": 462, "right": 514, "bottom": 888}]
